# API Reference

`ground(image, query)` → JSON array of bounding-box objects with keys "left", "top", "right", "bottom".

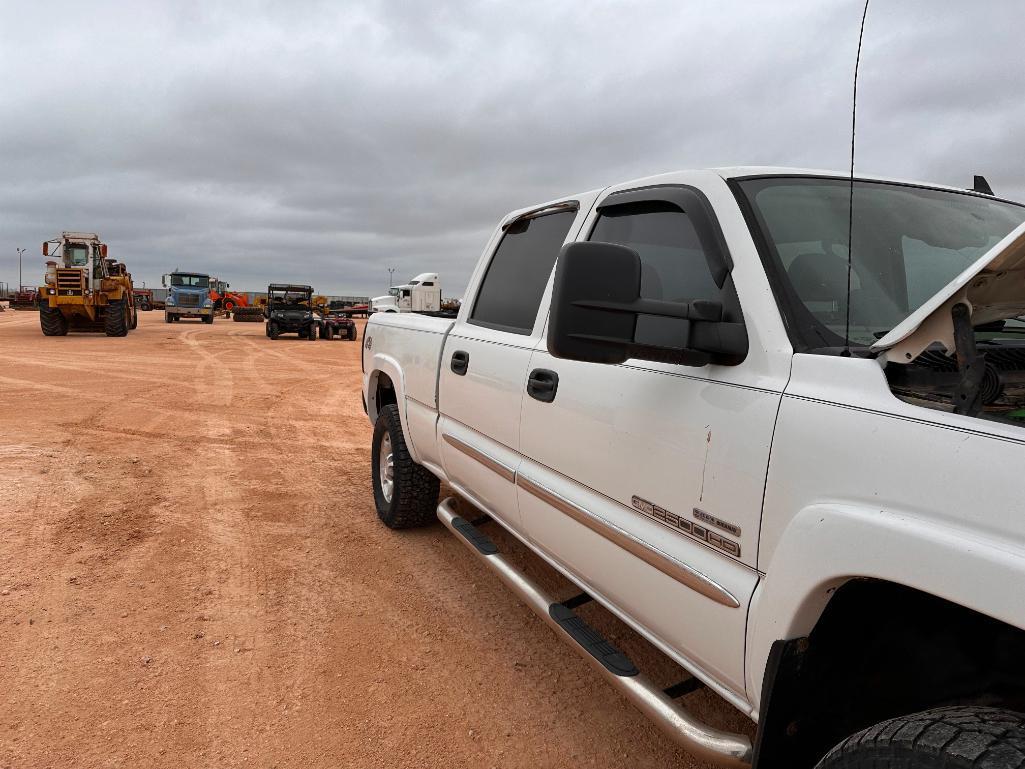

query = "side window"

[
  {"left": 470, "top": 209, "right": 577, "bottom": 334},
  {"left": 589, "top": 202, "right": 720, "bottom": 303}
]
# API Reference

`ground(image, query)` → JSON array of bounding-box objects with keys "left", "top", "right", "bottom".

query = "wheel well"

[
  {"left": 373, "top": 371, "right": 397, "bottom": 419},
  {"left": 754, "top": 578, "right": 1025, "bottom": 768}
]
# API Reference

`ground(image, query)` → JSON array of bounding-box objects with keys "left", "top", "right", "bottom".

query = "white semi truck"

[
  {"left": 362, "top": 167, "right": 1025, "bottom": 768},
  {"left": 370, "top": 272, "right": 442, "bottom": 314}
]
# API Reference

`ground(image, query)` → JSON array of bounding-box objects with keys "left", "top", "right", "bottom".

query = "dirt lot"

[{"left": 0, "top": 308, "right": 752, "bottom": 768}]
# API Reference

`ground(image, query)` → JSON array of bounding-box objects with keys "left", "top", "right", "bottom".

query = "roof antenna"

[
  {"left": 842, "top": 0, "right": 872, "bottom": 357},
  {"left": 972, "top": 174, "right": 995, "bottom": 196}
]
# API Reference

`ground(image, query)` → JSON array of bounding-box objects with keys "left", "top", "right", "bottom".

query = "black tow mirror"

[{"left": 547, "top": 242, "right": 747, "bottom": 367}]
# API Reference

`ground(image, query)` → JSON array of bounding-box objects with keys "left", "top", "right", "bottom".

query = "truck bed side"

[{"left": 362, "top": 311, "right": 455, "bottom": 476}]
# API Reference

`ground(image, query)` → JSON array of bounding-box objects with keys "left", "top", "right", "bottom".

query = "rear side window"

[
  {"left": 470, "top": 209, "right": 577, "bottom": 334},
  {"left": 589, "top": 202, "right": 720, "bottom": 303}
]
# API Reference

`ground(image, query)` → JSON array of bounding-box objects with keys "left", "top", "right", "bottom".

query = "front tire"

[
  {"left": 307, "top": 323, "right": 318, "bottom": 341},
  {"left": 203, "top": 313, "right": 214, "bottom": 325},
  {"left": 371, "top": 404, "right": 440, "bottom": 529},
  {"left": 268, "top": 321, "right": 280, "bottom": 340},
  {"left": 40, "top": 304, "right": 69, "bottom": 336},
  {"left": 104, "top": 300, "right": 128, "bottom": 337},
  {"left": 815, "top": 707, "right": 1025, "bottom": 769}
]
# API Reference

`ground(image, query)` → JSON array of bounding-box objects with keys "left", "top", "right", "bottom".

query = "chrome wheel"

[{"left": 379, "top": 432, "right": 394, "bottom": 502}]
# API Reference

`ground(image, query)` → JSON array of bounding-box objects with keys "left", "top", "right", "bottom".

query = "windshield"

[
  {"left": 270, "top": 290, "right": 311, "bottom": 305},
  {"left": 170, "top": 274, "right": 210, "bottom": 289},
  {"left": 739, "top": 177, "right": 1025, "bottom": 351},
  {"left": 63, "top": 245, "right": 89, "bottom": 267},
  {"left": 388, "top": 287, "right": 400, "bottom": 297}
]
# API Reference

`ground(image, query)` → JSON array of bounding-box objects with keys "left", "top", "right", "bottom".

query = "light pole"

[
  {"left": 388, "top": 267, "right": 395, "bottom": 288},
  {"left": 17, "top": 247, "right": 25, "bottom": 290}
]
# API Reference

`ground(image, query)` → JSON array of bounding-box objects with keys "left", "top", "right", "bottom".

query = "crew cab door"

[
  {"left": 437, "top": 195, "right": 599, "bottom": 535},
  {"left": 516, "top": 179, "right": 788, "bottom": 701}
]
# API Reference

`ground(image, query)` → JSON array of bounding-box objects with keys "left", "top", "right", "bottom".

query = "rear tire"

[
  {"left": 129, "top": 306, "right": 138, "bottom": 330},
  {"left": 39, "top": 304, "right": 69, "bottom": 336},
  {"left": 321, "top": 326, "right": 333, "bottom": 340},
  {"left": 371, "top": 404, "right": 440, "bottom": 529},
  {"left": 348, "top": 326, "right": 357, "bottom": 341},
  {"left": 104, "top": 300, "right": 128, "bottom": 337},
  {"left": 815, "top": 706, "right": 1025, "bottom": 769}
]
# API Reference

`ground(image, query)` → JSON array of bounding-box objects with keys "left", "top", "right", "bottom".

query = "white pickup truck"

[{"left": 361, "top": 168, "right": 1025, "bottom": 769}]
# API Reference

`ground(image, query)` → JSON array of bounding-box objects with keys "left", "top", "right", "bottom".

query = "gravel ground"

[{"left": 0, "top": 307, "right": 753, "bottom": 768}]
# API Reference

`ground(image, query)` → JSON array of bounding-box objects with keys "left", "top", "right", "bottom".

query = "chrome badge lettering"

[{"left": 632, "top": 495, "right": 741, "bottom": 558}]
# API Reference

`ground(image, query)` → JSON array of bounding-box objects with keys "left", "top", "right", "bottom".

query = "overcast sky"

[{"left": 1, "top": 1, "right": 1022, "bottom": 297}]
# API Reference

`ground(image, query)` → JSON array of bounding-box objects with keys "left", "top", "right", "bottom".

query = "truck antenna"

[{"left": 842, "top": 0, "right": 871, "bottom": 357}]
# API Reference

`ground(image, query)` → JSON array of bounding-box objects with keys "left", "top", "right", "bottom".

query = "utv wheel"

[
  {"left": 269, "top": 321, "right": 280, "bottom": 340},
  {"left": 348, "top": 326, "right": 357, "bottom": 341},
  {"left": 105, "top": 300, "right": 129, "bottom": 337},
  {"left": 307, "top": 324, "right": 318, "bottom": 341},
  {"left": 40, "top": 304, "right": 69, "bottom": 336},
  {"left": 815, "top": 706, "right": 1025, "bottom": 769},
  {"left": 371, "top": 403, "right": 440, "bottom": 529}
]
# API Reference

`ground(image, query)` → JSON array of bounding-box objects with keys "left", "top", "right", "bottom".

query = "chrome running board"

[{"left": 437, "top": 497, "right": 753, "bottom": 768}]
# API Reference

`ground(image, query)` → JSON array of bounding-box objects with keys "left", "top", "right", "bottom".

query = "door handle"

[
  {"left": 527, "top": 368, "right": 559, "bottom": 403},
  {"left": 451, "top": 350, "right": 469, "bottom": 376}
]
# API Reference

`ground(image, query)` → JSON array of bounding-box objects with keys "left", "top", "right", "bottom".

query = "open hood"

[{"left": 872, "top": 220, "right": 1025, "bottom": 363}]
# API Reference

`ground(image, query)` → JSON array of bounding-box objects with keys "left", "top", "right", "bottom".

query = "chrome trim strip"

[
  {"left": 515, "top": 474, "right": 740, "bottom": 609},
  {"left": 437, "top": 498, "right": 752, "bottom": 768},
  {"left": 442, "top": 433, "right": 516, "bottom": 482}
]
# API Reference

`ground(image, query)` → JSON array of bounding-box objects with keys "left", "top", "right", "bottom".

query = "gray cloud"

[{"left": 2, "top": 0, "right": 1022, "bottom": 297}]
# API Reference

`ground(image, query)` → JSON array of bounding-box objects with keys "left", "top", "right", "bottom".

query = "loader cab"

[{"left": 63, "top": 244, "right": 89, "bottom": 268}]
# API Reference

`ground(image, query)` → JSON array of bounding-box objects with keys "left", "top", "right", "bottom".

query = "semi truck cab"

[{"left": 163, "top": 271, "right": 214, "bottom": 324}]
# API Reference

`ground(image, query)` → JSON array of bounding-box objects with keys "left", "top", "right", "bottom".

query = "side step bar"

[{"left": 437, "top": 498, "right": 753, "bottom": 768}]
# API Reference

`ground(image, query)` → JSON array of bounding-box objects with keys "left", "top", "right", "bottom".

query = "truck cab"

[
  {"left": 361, "top": 168, "right": 1025, "bottom": 768},
  {"left": 370, "top": 272, "right": 442, "bottom": 313},
  {"left": 163, "top": 271, "right": 214, "bottom": 323}
]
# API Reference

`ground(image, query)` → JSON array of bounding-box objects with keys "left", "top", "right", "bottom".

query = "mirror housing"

[
  {"left": 42, "top": 242, "right": 49, "bottom": 256},
  {"left": 100, "top": 244, "right": 108, "bottom": 258},
  {"left": 547, "top": 242, "right": 747, "bottom": 367},
  {"left": 161, "top": 274, "right": 167, "bottom": 287}
]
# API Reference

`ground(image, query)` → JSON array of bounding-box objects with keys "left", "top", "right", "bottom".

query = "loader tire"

[
  {"left": 815, "top": 706, "right": 1025, "bottom": 769},
  {"left": 39, "top": 304, "right": 69, "bottom": 336},
  {"left": 371, "top": 404, "right": 440, "bottom": 529},
  {"left": 105, "top": 300, "right": 128, "bottom": 337}
]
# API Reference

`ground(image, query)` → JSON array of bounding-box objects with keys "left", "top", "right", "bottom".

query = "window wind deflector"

[{"left": 502, "top": 201, "right": 579, "bottom": 231}]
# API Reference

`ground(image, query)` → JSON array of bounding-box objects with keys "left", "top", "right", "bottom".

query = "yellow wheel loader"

[{"left": 38, "top": 232, "right": 137, "bottom": 337}]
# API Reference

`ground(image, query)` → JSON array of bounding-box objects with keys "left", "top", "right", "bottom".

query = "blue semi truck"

[{"left": 162, "top": 271, "right": 214, "bottom": 324}]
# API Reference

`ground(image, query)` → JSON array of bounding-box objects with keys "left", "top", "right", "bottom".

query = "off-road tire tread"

[
  {"left": 39, "top": 304, "right": 69, "bottom": 336},
  {"left": 816, "top": 707, "right": 1025, "bottom": 769},
  {"left": 372, "top": 404, "right": 439, "bottom": 529},
  {"left": 105, "top": 300, "right": 128, "bottom": 337}
]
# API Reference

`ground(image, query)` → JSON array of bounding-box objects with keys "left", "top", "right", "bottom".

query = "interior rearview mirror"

[{"left": 547, "top": 242, "right": 748, "bottom": 367}]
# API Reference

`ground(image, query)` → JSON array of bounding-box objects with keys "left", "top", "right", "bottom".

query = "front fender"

[{"left": 747, "top": 503, "right": 1025, "bottom": 713}]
